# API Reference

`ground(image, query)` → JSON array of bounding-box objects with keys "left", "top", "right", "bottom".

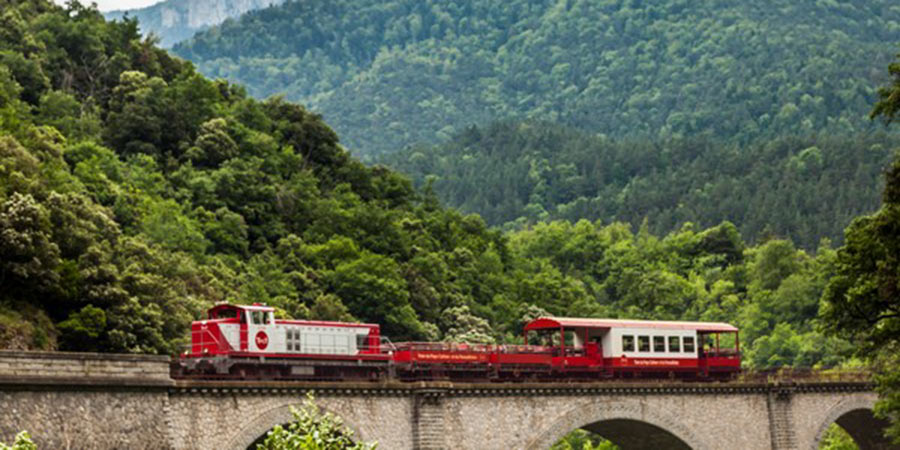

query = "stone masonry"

[{"left": 0, "top": 351, "right": 895, "bottom": 450}]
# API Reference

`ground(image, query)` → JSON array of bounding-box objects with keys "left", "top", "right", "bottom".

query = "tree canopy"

[
  {"left": 173, "top": 0, "right": 900, "bottom": 155},
  {"left": 382, "top": 121, "right": 897, "bottom": 249},
  {"left": 0, "top": 0, "right": 863, "bottom": 377},
  {"left": 821, "top": 52, "right": 900, "bottom": 444}
]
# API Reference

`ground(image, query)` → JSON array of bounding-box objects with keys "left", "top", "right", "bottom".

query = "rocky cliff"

[{"left": 104, "top": 0, "right": 287, "bottom": 47}]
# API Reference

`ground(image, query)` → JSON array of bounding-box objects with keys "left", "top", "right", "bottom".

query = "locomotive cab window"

[
  {"left": 638, "top": 335, "right": 650, "bottom": 352},
  {"left": 653, "top": 336, "right": 665, "bottom": 352},
  {"left": 683, "top": 336, "right": 695, "bottom": 353},
  {"left": 250, "top": 311, "right": 264, "bottom": 324},
  {"left": 622, "top": 335, "right": 635, "bottom": 352},
  {"left": 215, "top": 309, "right": 238, "bottom": 319},
  {"left": 668, "top": 336, "right": 680, "bottom": 352},
  {"left": 356, "top": 334, "right": 369, "bottom": 351}
]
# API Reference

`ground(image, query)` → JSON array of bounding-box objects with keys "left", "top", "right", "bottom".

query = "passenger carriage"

[{"left": 520, "top": 317, "right": 740, "bottom": 379}]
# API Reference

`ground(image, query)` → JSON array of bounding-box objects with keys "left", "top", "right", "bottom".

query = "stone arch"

[
  {"left": 811, "top": 397, "right": 893, "bottom": 450},
  {"left": 525, "top": 401, "right": 710, "bottom": 450},
  {"left": 226, "top": 401, "right": 366, "bottom": 450}
]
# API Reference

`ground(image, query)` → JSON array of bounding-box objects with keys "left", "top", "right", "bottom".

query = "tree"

[
  {"left": 257, "top": 393, "right": 376, "bottom": 450},
  {"left": 57, "top": 305, "right": 106, "bottom": 351},
  {"left": 871, "top": 53, "right": 900, "bottom": 124},
  {"left": 0, "top": 193, "right": 61, "bottom": 296},
  {"left": 820, "top": 53, "right": 900, "bottom": 444}
]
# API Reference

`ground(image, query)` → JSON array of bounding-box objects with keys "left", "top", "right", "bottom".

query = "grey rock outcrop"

[{"left": 104, "top": 0, "right": 287, "bottom": 48}]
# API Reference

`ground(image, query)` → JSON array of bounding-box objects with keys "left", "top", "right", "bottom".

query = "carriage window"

[
  {"left": 668, "top": 336, "right": 680, "bottom": 352},
  {"left": 653, "top": 336, "right": 665, "bottom": 352},
  {"left": 638, "top": 336, "right": 650, "bottom": 352},
  {"left": 621, "top": 335, "right": 635, "bottom": 352},
  {"left": 683, "top": 336, "right": 695, "bottom": 353}
]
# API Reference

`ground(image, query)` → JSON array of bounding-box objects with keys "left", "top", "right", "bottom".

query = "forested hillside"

[
  {"left": 174, "top": 0, "right": 900, "bottom": 155},
  {"left": 104, "top": 0, "right": 286, "bottom": 48},
  {"left": 0, "top": 0, "right": 856, "bottom": 372},
  {"left": 383, "top": 122, "right": 898, "bottom": 249}
]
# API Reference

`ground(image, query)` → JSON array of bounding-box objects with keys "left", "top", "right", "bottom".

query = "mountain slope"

[
  {"left": 0, "top": 0, "right": 864, "bottom": 373},
  {"left": 104, "top": 0, "right": 286, "bottom": 47},
  {"left": 382, "top": 121, "right": 897, "bottom": 249},
  {"left": 174, "top": 0, "right": 900, "bottom": 155}
]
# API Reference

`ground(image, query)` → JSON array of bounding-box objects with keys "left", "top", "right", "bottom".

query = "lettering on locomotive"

[{"left": 255, "top": 331, "right": 269, "bottom": 350}]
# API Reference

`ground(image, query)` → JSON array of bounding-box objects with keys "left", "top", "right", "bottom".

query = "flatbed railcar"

[{"left": 173, "top": 304, "right": 741, "bottom": 381}]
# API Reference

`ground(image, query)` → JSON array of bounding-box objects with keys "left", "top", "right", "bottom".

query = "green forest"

[
  {"left": 383, "top": 122, "right": 898, "bottom": 249},
  {"left": 175, "top": 0, "right": 900, "bottom": 155},
  {"left": 3, "top": 0, "right": 900, "bottom": 446},
  {"left": 0, "top": 0, "right": 860, "bottom": 370}
]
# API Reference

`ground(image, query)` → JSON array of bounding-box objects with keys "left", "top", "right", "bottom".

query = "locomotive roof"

[
  {"left": 207, "top": 304, "right": 380, "bottom": 328},
  {"left": 525, "top": 317, "right": 738, "bottom": 332},
  {"left": 210, "top": 303, "right": 275, "bottom": 313}
]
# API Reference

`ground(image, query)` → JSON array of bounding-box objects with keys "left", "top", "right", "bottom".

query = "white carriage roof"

[{"left": 525, "top": 317, "right": 738, "bottom": 332}]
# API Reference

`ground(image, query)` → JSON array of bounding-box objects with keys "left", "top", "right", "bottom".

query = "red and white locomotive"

[{"left": 176, "top": 303, "right": 740, "bottom": 381}]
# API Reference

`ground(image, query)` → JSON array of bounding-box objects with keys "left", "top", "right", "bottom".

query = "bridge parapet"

[{"left": 0, "top": 350, "right": 172, "bottom": 387}]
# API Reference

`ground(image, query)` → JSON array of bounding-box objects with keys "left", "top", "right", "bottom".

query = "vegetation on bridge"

[
  {"left": 257, "top": 394, "right": 376, "bottom": 450},
  {"left": 0, "top": 432, "right": 35, "bottom": 450}
]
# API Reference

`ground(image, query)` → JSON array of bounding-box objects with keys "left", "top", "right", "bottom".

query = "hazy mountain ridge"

[
  {"left": 174, "top": 0, "right": 900, "bottom": 155},
  {"left": 104, "top": 0, "right": 287, "bottom": 47}
]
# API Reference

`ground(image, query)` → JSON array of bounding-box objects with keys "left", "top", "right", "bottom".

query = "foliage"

[
  {"left": 383, "top": 122, "right": 896, "bottom": 249},
  {"left": 256, "top": 393, "right": 375, "bottom": 450},
  {"left": 818, "top": 424, "right": 859, "bottom": 450},
  {"left": 872, "top": 52, "right": 900, "bottom": 125},
  {"left": 0, "top": 0, "right": 858, "bottom": 376},
  {"left": 0, "top": 432, "right": 36, "bottom": 450},
  {"left": 174, "top": 0, "right": 900, "bottom": 155},
  {"left": 550, "top": 429, "right": 617, "bottom": 450},
  {"left": 0, "top": 0, "right": 510, "bottom": 351},
  {"left": 819, "top": 52, "right": 900, "bottom": 444}
]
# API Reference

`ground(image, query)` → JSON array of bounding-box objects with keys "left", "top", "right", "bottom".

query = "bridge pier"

[
  {"left": 767, "top": 386, "right": 798, "bottom": 449},
  {"left": 412, "top": 389, "right": 447, "bottom": 450}
]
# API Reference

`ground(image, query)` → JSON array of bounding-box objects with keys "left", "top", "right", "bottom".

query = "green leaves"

[
  {"left": 57, "top": 305, "right": 106, "bottom": 351},
  {"left": 0, "top": 192, "right": 60, "bottom": 293},
  {"left": 0, "top": 431, "right": 36, "bottom": 450},
  {"left": 385, "top": 122, "right": 895, "bottom": 251},
  {"left": 871, "top": 55, "right": 900, "bottom": 125},
  {"left": 257, "top": 393, "right": 376, "bottom": 450},
  {"left": 176, "top": 0, "right": 900, "bottom": 155},
  {"left": 0, "top": 0, "right": 866, "bottom": 383}
]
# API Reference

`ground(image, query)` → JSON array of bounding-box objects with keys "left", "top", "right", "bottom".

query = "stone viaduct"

[{"left": 0, "top": 351, "right": 895, "bottom": 450}]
